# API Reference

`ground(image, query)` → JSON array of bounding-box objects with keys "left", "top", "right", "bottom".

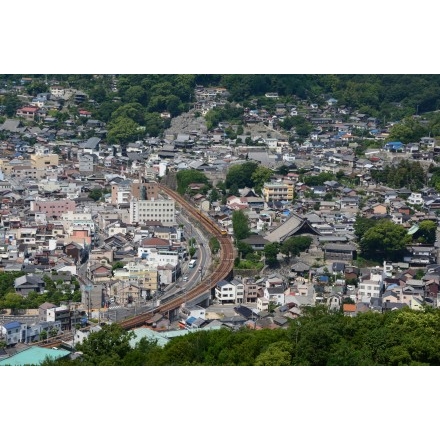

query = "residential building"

[
  {"left": 112, "top": 261, "right": 159, "bottom": 293},
  {"left": 30, "top": 152, "right": 59, "bottom": 169},
  {"left": 215, "top": 280, "right": 236, "bottom": 304},
  {"left": 31, "top": 198, "right": 76, "bottom": 218},
  {"left": 78, "top": 154, "right": 96, "bottom": 174},
  {"left": 16, "top": 106, "right": 39, "bottom": 121},
  {"left": 130, "top": 198, "right": 175, "bottom": 226},
  {"left": 262, "top": 180, "right": 294, "bottom": 202}
]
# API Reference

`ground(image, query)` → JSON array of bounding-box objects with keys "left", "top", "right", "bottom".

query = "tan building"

[
  {"left": 0, "top": 159, "right": 14, "bottom": 175},
  {"left": 112, "top": 261, "right": 159, "bottom": 293},
  {"left": 131, "top": 180, "right": 159, "bottom": 201},
  {"left": 31, "top": 153, "right": 59, "bottom": 169},
  {"left": 12, "top": 165, "right": 44, "bottom": 179},
  {"left": 262, "top": 180, "right": 294, "bottom": 202},
  {"left": 111, "top": 180, "right": 159, "bottom": 206}
]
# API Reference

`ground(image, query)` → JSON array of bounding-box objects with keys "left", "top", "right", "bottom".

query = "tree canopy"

[
  {"left": 232, "top": 210, "right": 250, "bottom": 241},
  {"left": 176, "top": 169, "right": 210, "bottom": 195},
  {"left": 360, "top": 220, "right": 412, "bottom": 261},
  {"left": 42, "top": 305, "right": 440, "bottom": 366}
]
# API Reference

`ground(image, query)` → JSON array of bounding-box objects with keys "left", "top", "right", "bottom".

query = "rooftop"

[{"left": 0, "top": 346, "right": 71, "bottom": 366}]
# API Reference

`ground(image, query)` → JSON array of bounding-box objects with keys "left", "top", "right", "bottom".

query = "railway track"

[{"left": 118, "top": 184, "right": 235, "bottom": 330}]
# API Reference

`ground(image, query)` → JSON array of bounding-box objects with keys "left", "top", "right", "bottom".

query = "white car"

[
  {"left": 183, "top": 276, "right": 188, "bottom": 282},
  {"left": 346, "top": 285, "right": 355, "bottom": 291}
]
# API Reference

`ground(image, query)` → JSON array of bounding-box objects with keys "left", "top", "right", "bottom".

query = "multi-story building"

[
  {"left": 231, "top": 278, "right": 244, "bottom": 304},
  {"left": 78, "top": 154, "right": 96, "bottom": 174},
  {"left": 112, "top": 261, "right": 159, "bottom": 293},
  {"left": 46, "top": 305, "right": 72, "bottom": 331},
  {"left": 16, "top": 106, "right": 39, "bottom": 121},
  {"left": 31, "top": 198, "right": 76, "bottom": 218},
  {"left": 131, "top": 180, "right": 159, "bottom": 201},
  {"left": 50, "top": 85, "right": 65, "bottom": 97},
  {"left": 111, "top": 179, "right": 132, "bottom": 205},
  {"left": 262, "top": 180, "right": 294, "bottom": 202},
  {"left": 358, "top": 270, "right": 383, "bottom": 298},
  {"left": 215, "top": 280, "right": 236, "bottom": 304},
  {"left": 111, "top": 179, "right": 159, "bottom": 206},
  {"left": 243, "top": 278, "right": 263, "bottom": 303},
  {"left": 12, "top": 165, "right": 42, "bottom": 179},
  {"left": 130, "top": 198, "right": 175, "bottom": 226},
  {"left": 30, "top": 152, "right": 59, "bottom": 169},
  {"left": 61, "top": 211, "right": 95, "bottom": 233}
]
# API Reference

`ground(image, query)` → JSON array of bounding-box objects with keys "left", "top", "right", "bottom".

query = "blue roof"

[
  {"left": 4, "top": 321, "right": 22, "bottom": 330},
  {"left": 385, "top": 141, "right": 403, "bottom": 146},
  {"left": 186, "top": 316, "right": 197, "bottom": 325}
]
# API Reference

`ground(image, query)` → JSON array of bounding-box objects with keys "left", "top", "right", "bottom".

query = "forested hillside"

[
  {"left": 3, "top": 74, "right": 440, "bottom": 126},
  {"left": 43, "top": 306, "right": 440, "bottom": 366}
]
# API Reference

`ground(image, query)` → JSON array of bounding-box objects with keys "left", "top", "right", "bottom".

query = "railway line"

[
  {"left": 33, "top": 184, "right": 235, "bottom": 347},
  {"left": 118, "top": 184, "right": 235, "bottom": 330}
]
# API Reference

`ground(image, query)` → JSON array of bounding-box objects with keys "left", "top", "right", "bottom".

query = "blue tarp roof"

[
  {"left": 3, "top": 321, "right": 21, "bottom": 330},
  {"left": 186, "top": 316, "right": 197, "bottom": 325}
]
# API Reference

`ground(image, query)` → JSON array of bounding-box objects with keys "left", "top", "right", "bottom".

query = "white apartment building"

[
  {"left": 215, "top": 280, "right": 236, "bottom": 304},
  {"left": 407, "top": 192, "right": 424, "bottom": 206},
  {"left": 61, "top": 211, "right": 95, "bottom": 233},
  {"left": 130, "top": 198, "right": 175, "bottom": 226},
  {"left": 138, "top": 248, "right": 179, "bottom": 266},
  {"left": 358, "top": 270, "right": 383, "bottom": 298}
]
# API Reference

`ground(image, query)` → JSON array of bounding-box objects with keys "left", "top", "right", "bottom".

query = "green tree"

[
  {"left": 263, "top": 242, "right": 279, "bottom": 267},
  {"left": 255, "top": 341, "right": 293, "bottom": 366},
  {"left": 107, "top": 116, "right": 141, "bottom": 145},
  {"left": 88, "top": 188, "right": 103, "bottom": 201},
  {"left": 280, "top": 236, "right": 313, "bottom": 260},
  {"left": 111, "top": 103, "right": 146, "bottom": 125},
  {"left": 209, "top": 237, "right": 220, "bottom": 254},
  {"left": 251, "top": 166, "right": 273, "bottom": 194},
  {"left": 354, "top": 214, "right": 376, "bottom": 241},
  {"left": 74, "top": 324, "right": 135, "bottom": 366},
  {"left": 225, "top": 162, "right": 259, "bottom": 190},
  {"left": 123, "top": 85, "right": 147, "bottom": 105},
  {"left": 189, "top": 246, "right": 196, "bottom": 258},
  {"left": 0, "top": 292, "right": 24, "bottom": 312},
  {"left": 176, "top": 169, "right": 209, "bottom": 195},
  {"left": 236, "top": 240, "right": 254, "bottom": 259},
  {"left": 2, "top": 94, "right": 21, "bottom": 117},
  {"left": 388, "top": 117, "right": 427, "bottom": 143},
  {"left": 232, "top": 210, "right": 250, "bottom": 241},
  {"left": 360, "top": 220, "right": 412, "bottom": 261},
  {"left": 415, "top": 220, "right": 437, "bottom": 244}
]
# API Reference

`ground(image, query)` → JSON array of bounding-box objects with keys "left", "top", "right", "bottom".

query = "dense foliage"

[
  {"left": 224, "top": 162, "right": 272, "bottom": 195},
  {"left": 370, "top": 160, "right": 426, "bottom": 190},
  {"left": 42, "top": 306, "right": 440, "bottom": 366},
  {"left": 232, "top": 210, "right": 250, "bottom": 241},
  {"left": 176, "top": 169, "right": 210, "bottom": 195},
  {"left": 0, "top": 273, "right": 82, "bottom": 311},
  {"left": 4, "top": 74, "right": 440, "bottom": 142},
  {"left": 359, "top": 220, "right": 412, "bottom": 261}
]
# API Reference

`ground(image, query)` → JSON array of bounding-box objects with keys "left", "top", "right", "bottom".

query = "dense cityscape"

[{"left": 1, "top": 74, "right": 440, "bottom": 365}]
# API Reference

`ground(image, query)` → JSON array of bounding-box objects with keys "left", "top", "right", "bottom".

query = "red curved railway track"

[{"left": 118, "top": 184, "right": 235, "bottom": 330}]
